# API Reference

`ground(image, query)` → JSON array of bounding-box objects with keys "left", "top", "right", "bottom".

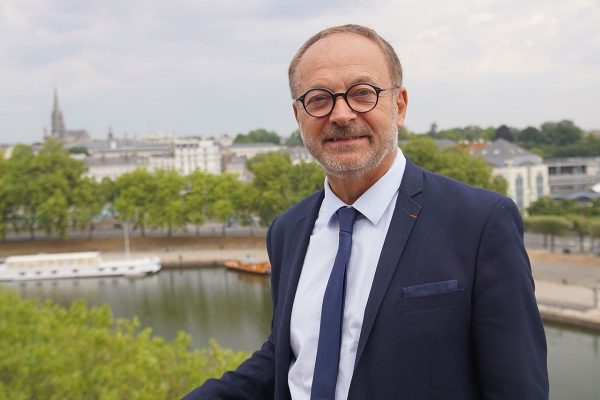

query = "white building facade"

[{"left": 472, "top": 139, "right": 550, "bottom": 212}]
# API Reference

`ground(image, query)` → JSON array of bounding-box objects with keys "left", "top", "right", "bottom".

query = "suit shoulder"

[
  {"left": 420, "top": 168, "right": 511, "bottom": 212},
  {"left": 269, "top": 190, "right": 323, "bottom": 234}
]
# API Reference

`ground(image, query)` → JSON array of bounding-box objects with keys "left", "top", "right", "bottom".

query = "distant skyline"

[{"left": 1, "top": 0, "right": 599, "bottom": 144}]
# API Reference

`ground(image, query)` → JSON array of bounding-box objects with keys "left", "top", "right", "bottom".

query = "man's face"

[{"left": 292, "top": 33, "right": 408, "bottom": 179}]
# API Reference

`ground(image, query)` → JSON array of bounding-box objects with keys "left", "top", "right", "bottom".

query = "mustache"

[{"left": 321, "top": 124, "right": 372, "bottom": 142}]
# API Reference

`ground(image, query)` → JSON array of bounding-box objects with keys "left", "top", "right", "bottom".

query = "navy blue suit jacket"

[{"left": 183, "top": 159, "right": 549, "bottom": 399}]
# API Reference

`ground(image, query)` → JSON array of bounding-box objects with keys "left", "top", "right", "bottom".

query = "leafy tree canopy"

[
  {"left": 284, "top": 129, "right": 304, "bottom": 146},
  {"left": 0, "top": 288, "right": 247, "bottom": 399},
  {"left": 400, "top": 136, "right": 507, "bottom": 194},
  {"left": 233, "top": 128, "right": 281, "bottom": 145}
]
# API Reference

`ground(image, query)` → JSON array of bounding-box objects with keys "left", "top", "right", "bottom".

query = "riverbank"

[
  {"left": 2, "top": 236, "right": 600, "bottom": 330},
  {"left": 0, "top": 236, "right": 269, "bottom": 268}
]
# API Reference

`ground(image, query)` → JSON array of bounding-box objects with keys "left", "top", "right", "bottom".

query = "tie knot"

[{"left": 336, "top": 206, "right": 359, "bottom": 234}]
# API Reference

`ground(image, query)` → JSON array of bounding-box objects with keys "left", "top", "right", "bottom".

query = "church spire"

[{"left": 51, "top": 87, "right": 66, "bottom": 139}]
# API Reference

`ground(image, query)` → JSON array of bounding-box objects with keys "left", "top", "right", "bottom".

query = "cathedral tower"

[{"left": 51, "top": 88, "right": 66, "bottom": 139}]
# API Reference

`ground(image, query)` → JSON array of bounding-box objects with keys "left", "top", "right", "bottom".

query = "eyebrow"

[{"left": 305, "top": 77, "right": 381, "bottom": 93}]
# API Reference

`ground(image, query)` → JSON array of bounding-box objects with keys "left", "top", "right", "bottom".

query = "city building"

[
  {"left": 471, "top": 139, "right": 550, "bottom": 212},
  {"left": 171, "top": 137, "right": 222, "bottom": 175},
  {"left": 545, "top": 157, "right": 600, "bottom": 197}
]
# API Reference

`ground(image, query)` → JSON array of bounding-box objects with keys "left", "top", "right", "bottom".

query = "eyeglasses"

[{"left": 294, "top": 83, "right": 399, "bottom": 118}]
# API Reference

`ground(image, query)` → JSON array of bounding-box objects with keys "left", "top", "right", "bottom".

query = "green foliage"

[
  {"left": 524, "top": 215, "right": 572, "bottom": 235},
  {"left": 71, "top": 177, "right": 107, "bottom": 237},
  {"left": 233, "top": 128, "right": 281, "bottom": 145},
  {"left": 426, "top": 125, "right": 494, "bottom": 143},
  {"left": 527, "top": 197, "right": 576, "bottom": 216},
  {"left": 516, "top": 126, "right": 544, "bottom": 146},
  {"left": 492, "top": 125, "right": 516, "bottom": 142},
  {"left": 397, "top": 126, "right": 410, "bottom": 140},
  {"left": 524, "top": 215, "right": 572, "bottom": 251},
  {"left": 113, "top": 169, "right": 157, "bottom": 236},
  {"left": 540, "top": 120, "right": 583, "bottom": 147},
  {"left": 247, "top": 152, "right": 324, "bottom": 226},
  {"left": 68, "top": 146, "right": 89, "bottom": 156},
  {"left": 400, "top": 136, "right": 506, "bottom": 194},
  {"left": 567, "top": 214, "right": 590, "bottom": 252},
  {"left": 588, "top": 219, "right": 600, "bottom": 253},
  {"left": 424, "top": 120, "right": 595, "bottom": 158},
  {"left": 284, "top": 129, "right": 304, "bottom": 146},
  {"left": 0, "top": 288, "right": 248, "bottom": 399},
  {"left": 0, "top": 140, "right": 86, "bottom": 239},
  {"left": 148, "top": 169, "right": 187, "bottom": 236}
]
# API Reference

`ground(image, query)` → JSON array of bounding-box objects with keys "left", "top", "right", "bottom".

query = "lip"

[{"left": 324, "top": 135, "right": 369, "bottom": 144}]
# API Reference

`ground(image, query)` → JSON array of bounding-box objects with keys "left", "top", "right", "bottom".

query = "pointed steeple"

[{"left": 51, "top": 87, "right": 66, "bottom": 138}]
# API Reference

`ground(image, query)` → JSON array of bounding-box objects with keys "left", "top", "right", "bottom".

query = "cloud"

[{"left": 0, "top": 0, "right": 598, "bottom": 143}]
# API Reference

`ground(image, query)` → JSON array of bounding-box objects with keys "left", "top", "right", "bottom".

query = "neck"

[{"left": 327, "top": 149, "right": 396, "bottom": 204}]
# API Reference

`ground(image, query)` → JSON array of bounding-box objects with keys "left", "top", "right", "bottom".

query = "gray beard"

[{"left": 301, "top": 119, "right": 398, "bottom": 179}]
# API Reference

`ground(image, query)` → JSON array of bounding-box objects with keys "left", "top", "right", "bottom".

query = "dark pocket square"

[
  {"left": 397, "top": 289, "right": 464, "bottom": 313},
  {"left": 402, "top": 279, "right": 458, "bottom": 298}
]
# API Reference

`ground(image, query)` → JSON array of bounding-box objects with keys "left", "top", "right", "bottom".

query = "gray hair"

[{"left": 288, "top": 24, "right": 403, "bottom": 97}]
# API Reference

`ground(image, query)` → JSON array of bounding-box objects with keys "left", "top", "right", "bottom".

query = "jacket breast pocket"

[{"left": 397, "top": 286, "right": 464, "bottom": 313}]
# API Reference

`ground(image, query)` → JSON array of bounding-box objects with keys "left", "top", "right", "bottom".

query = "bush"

[{"left": 0, "top": 288, "right": 248, "bottom": 399}]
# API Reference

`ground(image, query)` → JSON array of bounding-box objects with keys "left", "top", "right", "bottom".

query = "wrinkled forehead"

[{"left": 293, "top": 33, "right": 393, "bottom": 93}]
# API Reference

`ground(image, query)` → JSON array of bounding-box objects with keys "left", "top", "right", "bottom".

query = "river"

[{"left": 2, "top": 267, "right": 599, "bottom": 399}]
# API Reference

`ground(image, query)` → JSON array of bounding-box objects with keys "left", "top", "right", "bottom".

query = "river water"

[{"left": 2, "top": 267, "right": 599, "bottom": 399}]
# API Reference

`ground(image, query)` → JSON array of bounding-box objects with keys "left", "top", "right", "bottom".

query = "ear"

[
  {"left": 395, "top": 87, "right": 408, "bottom": 128},
  {"left": 293, "top": 102, "right": 300, "bottom": 124}
]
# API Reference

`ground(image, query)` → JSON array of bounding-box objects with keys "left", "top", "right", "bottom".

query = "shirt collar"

[{"left": 322, "top": 148, "right": 406, "bottom": 227}]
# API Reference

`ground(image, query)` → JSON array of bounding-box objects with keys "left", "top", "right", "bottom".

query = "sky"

[{"left": 0, "top": 0, "right": 599, "bottom": 144}]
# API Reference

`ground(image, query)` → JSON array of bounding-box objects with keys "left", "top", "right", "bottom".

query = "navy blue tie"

[{"left": 311, "top": 206, "right": 359, "bottom": 400}]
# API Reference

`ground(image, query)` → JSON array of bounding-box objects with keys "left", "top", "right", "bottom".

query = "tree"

[
  {"left": 524, "top": 216, "right": 572, "bottom": 252},
  {"left": 400, "top": 136, "right": 506, "bottom": 194},
  {"left": 148, "top": 169, "right": 187, "bottom": 236},
  {"left": 247, "top": 152, "right": 294, "bottom": 226},
  {"left": 246, "top": 152, "right": 323, "bottom": 226},
  {"left": 567, "top": 215, "right": 590, "bottom": 253},
  {"left": 68, "top": 146, "right": 89, "bottom": 156},
  {"left": 207, "top": 174, "right": 243, "bottom": 236},
  {"left": 185, "top": 171, "right": 212, "bottom": 234},
  {"left": 527, "top": 197, "right": 575, "bottom": 216},
  {"left": 37, "top": 191, "right": 69, "bottom": 238},
  {"left": 517, "top": 126, "right": 544, "bottom": 146},
  {"left": 492, "top": 125, "right": 515, "bottom": 142},
  {"left": 397, "top": 126, "right": 410, "bottom": 140},
  {"left": 71, "top": 177, "right": 105, "bottom": 238},
  {"left": 233, "top": 128, "right": 281, "bottom": 145},
  {"left": 284, "top": 130, "right": 304, "bottom": 146},
  {"left": 0, "top": 288, "right": 248, "bottom": 399},
  {"left": 588, "top": 218, "right": 600, "bottom": 253},
  {"left": 114, "top": 169, "right": 157, "bottom": 236},
  {"left": 540, "top": 120, "right": 583, "bottom": 146},
  {"left": 427, "top": 122, "right": 437, "bottom": 136},
  {"left": 0, "top": 140, "right": 85, "bottom": 239}
]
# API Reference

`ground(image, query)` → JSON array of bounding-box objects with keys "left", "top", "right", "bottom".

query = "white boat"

[{"left": 0, "top": 251, "right": 161, "bottom": 282}]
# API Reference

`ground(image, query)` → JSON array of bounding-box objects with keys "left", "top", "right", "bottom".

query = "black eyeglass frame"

[{"left": 294, "top": 83, "right": 399, "bottom": 118}]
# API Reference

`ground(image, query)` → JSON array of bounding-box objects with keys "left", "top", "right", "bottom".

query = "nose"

[{"left": 328, "top": 96, "right": 356, "bottom": 126}]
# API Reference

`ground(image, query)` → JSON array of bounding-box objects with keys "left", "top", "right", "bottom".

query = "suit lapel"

[
  {"left": 353, "top": 160, "right": 424, "bottom": 371},
  {"left": 275, "top": 191, "right": 324, "bottom": 400}
]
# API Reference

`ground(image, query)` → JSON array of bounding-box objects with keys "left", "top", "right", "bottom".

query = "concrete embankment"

[
  {"left": 530, "top": 249, "right": 600, "bottom": 331},
  {"left": 0, "top": 236, "right": 269, "bottom": 268}
]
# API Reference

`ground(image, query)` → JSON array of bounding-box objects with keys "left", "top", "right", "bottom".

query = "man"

[{"left": 183, "top": 24, "right": 549, "bottom": 400}]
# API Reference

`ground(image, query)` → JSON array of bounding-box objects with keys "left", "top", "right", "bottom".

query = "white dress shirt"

[{"left": 288, "top": 149, "right": 406, "bottom": 400}]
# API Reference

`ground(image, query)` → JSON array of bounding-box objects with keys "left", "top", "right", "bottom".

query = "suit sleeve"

[
  {"left": 471, "top": 197, "right": 549, "bottom": 399},
  {"left": 181, "top": 221, "right": 279, "bottom": 400}
]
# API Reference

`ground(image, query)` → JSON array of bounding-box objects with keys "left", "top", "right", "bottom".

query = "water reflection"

[
  {"left": 3, "top": 267, "right": 600, "bottom": 398},
  {"left": 545, "top": 323, "right": 600, "bottom": 399},
  {"left": 2, "top": 266, "right": 272, "bottom": 350}
]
